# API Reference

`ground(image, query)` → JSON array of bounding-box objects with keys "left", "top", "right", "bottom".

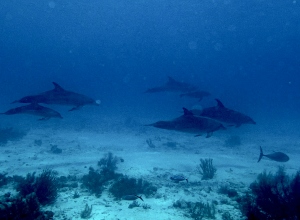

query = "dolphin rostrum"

[
  {"left": 12, "top": 82, "right": 101, "bottom": 111},
  {"left": 147, "top": 107, "right": 225, "bottom": 138},
  {"left": 1, "top": 103, "right": 63, "bottom": 120},
  {"left": 144, "top": 76, "right": 198, "bottom": 93},
  {"left": 195, "top": 99, "right": 256, "bottom": 127}
]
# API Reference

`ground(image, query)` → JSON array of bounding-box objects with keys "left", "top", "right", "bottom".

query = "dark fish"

[
  {"left": 144, "top": 76, "right": 198, "bottom": 93},
  {"left": 170, "top": 174, "right": 188, "bottom": 183},
  {"left": 12, "top": 82, "right": 101, "bottom": 111},
  {"left": 1, "top": 103, "right": 63, "bottom": 120},
  {"left": 257, "top": 146, "right": 289, "bottom": 163},
  {"left": 196, "top": 99, "right": 256, "bottom": 127},
  {"left": 147, "top": 108, "right": 225, "bottom": 138},
  {"left": 180, "top": 90, "right": 210, "bottom": 101},
  {"left": 122, "top": 195, "right": 144, "bottom": 201}
]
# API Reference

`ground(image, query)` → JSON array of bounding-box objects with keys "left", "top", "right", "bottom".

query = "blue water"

[{"left": 0, "top": 0, "right": 299, "bottom": 122}]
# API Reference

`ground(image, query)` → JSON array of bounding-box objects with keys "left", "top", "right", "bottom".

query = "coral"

[
  {"left": 240, "top": 166, "right": 300, "bottom": 219},
  {"left": 222, "top": 212, "right": 234, "bottom": 220},
  {"left": 81, "top": 167, "right": 104, "bottom": 197},
  {"left": 146, "top": 139, "right": 156, "bottom": 148},
  {"left": 16, "top": 169, "right": 58, "bottom": 205},
  {"left": 197, "top": 158, "right": 217, "bottom": 180},
  {"left": 189, "top": 202, "right": 216, "bottom": 220},
  {"left": 109, "top": 176, "right": 157, "bottom": 200},
  {"left": 0, "top": 173, "right": 10, "bottom": 187},
  {"left": 128, "top": 200, "right": 141, "bottom": 209},
  {"left": 0, "top": 193, "right": 54, "bottom": 220},
  {"left": 80, "top": 204, "right": 92, "bottom": 219},
  {"left": 50, "top": 145, "right": 62, "bottom": 154},
  {"left": 0, "top": 127, "right": 27, "bottom": 146},
  {"left": 82, "top": 153, "right": 123, "bottom": 197},
  {"left": 218, "top": 185, "right": 238, "bottom": 198},
  {"left": 97, "top": 152, "right": 120, "bottom": 172}
]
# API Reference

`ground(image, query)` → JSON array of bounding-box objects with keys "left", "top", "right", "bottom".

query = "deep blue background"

[{"left": 0, "top": 0, "right": 299, "bottom": 124}]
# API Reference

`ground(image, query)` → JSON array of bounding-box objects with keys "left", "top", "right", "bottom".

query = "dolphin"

[
  {"left": 180, "top": 90, "right": 211, "bottom": 101},
  {"left": 1, "top": 103, "right": 63, "bottom": 120},
  {"left": 147, "top": 108, "right": 226, "bottom": 138},
  {"left": 12, "top": 82, "right": 101, "bottom": 111},
  {"left": 194, "top": 99, "right": 256, "bottom": 127},
  {"left": 144, "top": 76, "right": 198, "bottom": 93},
  {"left": 257, "top": 146, "right": 289, "bottom": 163}
]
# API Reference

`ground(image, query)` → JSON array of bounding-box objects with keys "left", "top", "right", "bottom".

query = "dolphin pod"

[
  {"left": 1, "top": 82, "right": 100, "bottom": 120},
  {"left": 147, "top": 107, "right": 226, "bottom": 138}
]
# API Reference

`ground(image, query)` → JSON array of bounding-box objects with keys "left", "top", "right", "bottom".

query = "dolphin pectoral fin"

[
  {"left": 206, "top": 132, "right": 213, "bottom": 138},
  {"left": 194, "top": 134, "right": 202, "bottom": 137},
  {"left": 68, "top": 105, "right": 83, "bottom": 111},
  {"left": 11, "top": 100, "right": 19, "bottom": 104}
]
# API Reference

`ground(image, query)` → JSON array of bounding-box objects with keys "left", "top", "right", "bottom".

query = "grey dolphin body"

[
  {"left": 257, "top": 146, "right": 289, "bottom": 163},
  {"left": 147, "top": 108, "right": 225, "bottom": 138},
  {"left": 12, "top": 82, "right": 101, "bottom": 111},
  {"left": 196, "top": 99, "right": 256, "bottom": 127},
  {"left": 180, "top": 90, "right": 211, "bottom": 101},
  {"left": 144, "top": 76, "right": 198, "bottom": 93},
  {"left": 1, "top": 103, "right": 63, "bottom": 120}
]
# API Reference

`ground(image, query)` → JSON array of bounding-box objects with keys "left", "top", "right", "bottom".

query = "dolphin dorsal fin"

[
  {"left": 215, "top": 99, "right": 225, "bottom": 108},
  {"left": 183, "top": 107, "right": 193, "bottom": 116},
  {"left": 52, "top": 82, "right": 65, "bottom": 91}
]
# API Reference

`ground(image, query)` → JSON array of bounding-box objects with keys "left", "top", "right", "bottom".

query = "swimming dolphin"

[
  {"left": 180, "top": 90, "right": 211, "bottom": 101},
  {"left": 12, "top": 82, "right": 101, "bottom": 111},
  {"left": 257, "top": 146, "right": 289, "bottom": 163},
  {"left": 1, "top": 103, "right": 63, "bottom": 120},
  {"left": 195, "top": 99, "right": 256, "bottom": 127},
  {"left": 147, "top": 108, "right": 226, "bottom": 138},
  {"left": 144, "top": 76, "right": 198, "bottom": 93}
]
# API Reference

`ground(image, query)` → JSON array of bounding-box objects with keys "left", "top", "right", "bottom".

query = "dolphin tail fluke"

[
  {"left": 135, "top": 195, "right": 144, "bottom": 201},
  {"left": 257, "top": 146, "right": 264, "bottom": 163}
]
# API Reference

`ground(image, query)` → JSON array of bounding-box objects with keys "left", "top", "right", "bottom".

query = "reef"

[
  {"left": 239, "top": 166, "right": 300, "bottom": 219},
  {"left": 109, "top": 175, "right": 157, "bottom": 200},
  {"left": 81, "top": 152, "right": 122, "bottom": 197},
  {"left": 0, "top": 192, "right": 54, "bottom": 220},
  {"left": 197, "top": 158, "right": 217, "bottom": 180},
  {"left": 16, "top": 169, "right": 58, "bottom": 205}
]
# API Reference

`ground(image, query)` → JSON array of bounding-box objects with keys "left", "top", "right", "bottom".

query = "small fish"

[
  {"left": 170, "top": 174, "right": 188, "bottom": 183},
  {"left": 122, "top": 195, "right": 144, "bottom": 201},
  {"left": 257, "top": 146, "right": 289, "bottom": 163}
]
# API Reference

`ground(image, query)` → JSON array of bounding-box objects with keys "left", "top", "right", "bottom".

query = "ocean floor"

[{"left": 0, "top": 117, "right": 299, "bottom": 220}]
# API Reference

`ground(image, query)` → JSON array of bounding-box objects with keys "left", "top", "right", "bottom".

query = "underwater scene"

[{"left": 0, "top": 0, "right": 300, "bottom": 219}]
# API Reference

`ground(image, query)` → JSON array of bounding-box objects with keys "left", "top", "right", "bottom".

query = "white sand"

[{"left": 1, "top": 118, "right": 299, "bottom": 220}]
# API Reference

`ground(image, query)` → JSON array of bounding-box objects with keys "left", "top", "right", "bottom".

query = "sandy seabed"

[{"left": 1, "top": 117, "right": 299, "bottom": 220}]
